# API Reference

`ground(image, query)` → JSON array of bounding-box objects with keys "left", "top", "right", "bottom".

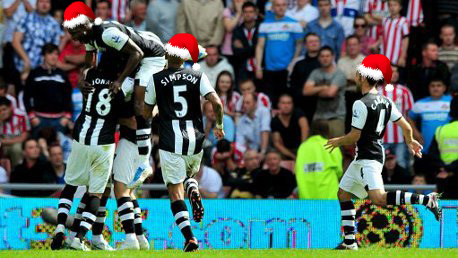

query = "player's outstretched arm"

[
  {"left": 395, "top": 117, "right": 423, "bottom": 158},
  {"left": 324, "top": 128, "right": 361, "bottom": 153},
  {"left": 205, "top": 92, "right": 225, "bottom": 140},
  {"left": 111, "top": 39, "right": 144, "bottom": 93}
]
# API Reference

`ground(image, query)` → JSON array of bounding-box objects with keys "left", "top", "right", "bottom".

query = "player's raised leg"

[
  {"left": 51, "top": 184, "right": 78, "bottom": 250},
  {"left": 91, "top": 187, "right": 113, "bottom": 250},
  {"left": 184, "top": 177, "right": 204, "bottom": 223},
  {"left": 369, "top": 190, "right": 441, "bottom": 220}
]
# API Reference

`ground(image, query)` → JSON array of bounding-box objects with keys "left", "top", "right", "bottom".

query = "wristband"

[{"left": 215, "top": 123, "right": 223, "bottom": 130}]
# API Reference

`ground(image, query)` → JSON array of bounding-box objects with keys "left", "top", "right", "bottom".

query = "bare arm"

[
  {"left": 143, "top": 103, "right": 154, "bottom": 120},
  {"left": 12, "top": 31, "right": 29, "bottom": 65},
  {"left": 293, "top": 40, "right": 303, "bottom": 60},
  {"left": 84, "top": 51, "right": 96, "bottom": 69},
  {"left": 205, "top": 92, "right": 224, "bottom": 128},
  {"left": 260, "top": 131, "right": 270, "bottom": 154},
  {"left": 325, "top": 128, "right": 361, "bottom": 152},
  {"left": 318, "top": 85, "right": 339, "bottom": 98},
  {"left": 272, "top": 132, "right": 296, "bottom": 159},
  {"left": 303, "top": 80, "right": 324, "bottom": 96},
  {"left": 117, "top": 39, "right": 144, "bottom": 84},
  {"left": 65, "top": 54, "right": 86, "bottom": 65},
  {"left": 23, "top": 0, "right": 34, "bottom": 12},
  {"left": 223, "top": 11, "right": 242, "bottom": 33},
  {"left": 299, "top": 117, "right": 309, "bottom": 141},
  {"left": 57, "top": 61, "right": 77, "bottom": 71},
  {"left": 395, "top": 117, "right": 423, "bottom": 157},
  {"left": 398, "top": 37, "right": 409, "bottom": 67},
  {"left": 255, "top": 37, "right": 265, "bottom": 78},
  {"left": 406, "top": 116, "right": 423, "bottom": 143},
  {"left": 4, "top": 0, "right": 21, "bottom": 18}
]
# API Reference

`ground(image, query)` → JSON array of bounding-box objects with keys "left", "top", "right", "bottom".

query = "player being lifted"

[
  {"left": 325, "top": 54, "right": 442, "bottom": 250},
  {"left": 62, "top": 1, "right": 165, "bottom": 187},
  {"left": 144, "top": 33, "right": 225, "bottom": 252}
]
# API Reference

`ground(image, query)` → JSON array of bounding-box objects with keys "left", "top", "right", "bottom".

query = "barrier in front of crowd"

[{"left": 0, "top": 198, "right": 455, "bottom": 250}]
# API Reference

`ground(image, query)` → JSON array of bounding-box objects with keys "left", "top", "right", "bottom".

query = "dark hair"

[
  {"left": 317, "top": 0, "right": 331, "bottom": 3},
  {"left": 42, "top": 43, "right": 59, "bottom": 56},
  {"left": 242, "top": 1, "right": 256, "bottom": 10},
  {"left": 346, "top": 35, "right": 360, "bottom": 44},
  {"left": 239, "top": 78, "right": 256, "bottom": 89},
  {"left": 441, "top": 23, "right": 455, "bottom": 33},
  {"left": 216, "top": 139, "right": 231, "bottom": 153},
  {"left": 318, "top": 46, "right": 334, "bottom": 56},
  {"left": 354, "top": 15, "right": 367, "bottom": 25},
  {"left": 311, "top": 120, "right": 330, "bottom": 139},
  {"left": 278, "top": 93, "right": 293, "bottom": 104},
  {"left": 38, "top": 127, "right": 58, "bottom": 146},
  {"left": 265, "top": 150, "right": 282, "bottom": 158},
  {"left": 97, "top": 0, "right": 111, "bottom": 8},
  {"left": 388, "top": 0, "right": 402, "bottom": 5},
  {"left": 49, "top": 143, "right": 62, "bottom": 152},
  {"left": 215, "top": 71, "right": 234, "bottom": 107},
  {"left": 366, "top": 77, "right": 386, "bottom": 87},
  {"left": 450, "top": 96, "right": 458, "bottom": 119},
  {"left": 204, "top": 45, "right": 219, "bottom": 52},
  {"left": 305, "top": 32, "right": 320, "bottom": 41},
  {"left": 22, "top": 137, "right": 37, "bottom": 151},
  {"left": 0, "top": 96, "right": 11, "bottom": 107},
  {"left": 422, "top": 39, "right": 438, "bottom": 51}
]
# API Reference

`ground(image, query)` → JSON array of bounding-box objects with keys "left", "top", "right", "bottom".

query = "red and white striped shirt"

[
  {"left": 406, "top": 0, "right": 424, "bottom": 27},
  {"left": 110, "top": 0, "right": 128, "bottom": 23},
  {"left": 0, "top": 110, "right": 30, "bottom": 138},
  {"left": 364, "top": 0, "right": 389, "bottom": 40},
  {"left": 220, "top": 91, "right": 241, "bottom": 114},
  {"left": 382, "top": 16, "right": 409, "bottom": 65},
  {"left": 377, "top": 84, "right": 414, "bottom": 143}
]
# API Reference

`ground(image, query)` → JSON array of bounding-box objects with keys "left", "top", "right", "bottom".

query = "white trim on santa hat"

[
  {"left": 164, "top": 44, "right": 191, "bottom": 60},
  {"left": 357, "top": 64, "right": 384, "bottom": 81},
  {"left": 63, "top": 14, "right": 91, "bottom": 29}
]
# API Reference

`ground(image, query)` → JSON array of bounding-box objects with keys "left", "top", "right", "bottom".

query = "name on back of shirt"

[
  {"left": 371, "top": 96, "right": 389, "bottom": 110},
  {"left": 92, "top": 78, "right": 112, "bottom": 85},
  {"left": 161, "top": 73, "right": 198, "bottom": 86}
]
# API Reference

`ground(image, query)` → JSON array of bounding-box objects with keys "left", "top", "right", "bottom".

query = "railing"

[{"left": 0, "top": 183, "right": 436, "bottom": 192}]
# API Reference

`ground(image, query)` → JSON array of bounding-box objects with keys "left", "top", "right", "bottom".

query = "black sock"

[
  {"left": 184, "top": 178, "right": 199, "bottom": 199},
  {"left": 386, "top": 190, "right": 429, "bottom": 205},
  {"left": 76, "top": 195, "right": 100, "bottom": 240},
  {"left": 132, "top": 199, "right": 144, "bottom": 236},
  {"left": 135, "top": 116, "right": 151, "bottom": 157},
  {"left": 171, "top": 200, "right": 194, "bottom": 241},
  {"left": 92, "top": 195, "right": 109, "bottom": 236},
  {"left": 340, "top": 201, "right": 355, "bottom": 245},
  {"left": 117, "top": 197, "right": 135, "bottom": 234},
  {"left": 71, "top": 192, "right": 89, "bottom": 235},
  {"left": 57, "top": 185, "right": 78, "bottom": 229}
]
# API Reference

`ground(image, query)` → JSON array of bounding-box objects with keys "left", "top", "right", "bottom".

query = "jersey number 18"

[{"left": 85, "top": 88, "right": 112, "bottom": 116}]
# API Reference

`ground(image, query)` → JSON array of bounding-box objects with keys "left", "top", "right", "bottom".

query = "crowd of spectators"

[{"left": 0, "top": 0, "right": 457, "bottom": 199}]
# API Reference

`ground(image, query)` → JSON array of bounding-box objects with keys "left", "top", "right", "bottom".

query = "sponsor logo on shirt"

[{"left": 112, "top": 35, "right": 122, "bottom": 43}]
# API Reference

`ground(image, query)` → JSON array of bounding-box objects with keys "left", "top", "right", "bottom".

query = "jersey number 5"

[
  {"left": 85, "top": 88, "right": 112, "bottom": 116},
  {"left": 174, "top": 85, "right": 188, "bottom": 117},
  {"left": 376, "top": 109, "right": 386, "bottom": 136}
]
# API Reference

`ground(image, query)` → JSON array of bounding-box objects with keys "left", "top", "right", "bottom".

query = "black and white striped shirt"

[
  {"left": 145, "top": 68, "right": 215, "bottom": 155},
  {"left": 73, "top": 69, "right": 132, "bottom": 145}
]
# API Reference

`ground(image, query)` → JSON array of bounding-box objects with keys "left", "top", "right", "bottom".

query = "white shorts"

[
  {"left": 339, "top": 159, "right": 385, "bottom": 199},
  {"left": 159, "top": 149, "right": 203, "bottom": 186},
  {"left": 64, "top": 140, "right": 115, "bottom": 194},
  {"left": 113, "top": 139, "right": 139, "bottom": 185},
  {"left": 136, "top": 56, "right": 166, "bottom": 87}
]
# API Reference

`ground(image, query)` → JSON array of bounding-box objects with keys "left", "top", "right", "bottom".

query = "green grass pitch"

[{"left": 0, "top": 248, "right": 456, "bottom": 258}]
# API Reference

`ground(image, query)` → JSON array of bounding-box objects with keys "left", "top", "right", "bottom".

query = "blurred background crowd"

[{"left": 0, "top": 0, "right": 457, "bottom": 199}]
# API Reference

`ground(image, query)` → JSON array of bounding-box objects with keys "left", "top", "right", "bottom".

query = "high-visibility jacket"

[
  {"left": 435, "top": 121, "right": 458, "bottom": 165},
  {"left": 295, "top": 135, "right": 343, "bottom": 199}
]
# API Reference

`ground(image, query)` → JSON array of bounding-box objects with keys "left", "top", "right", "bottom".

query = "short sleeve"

[
  {"left": 292, "top": 22, "right": 304, "bottom": 40},
  {"left": 408, "top": 102, "right": 420, "bottom": 120},
  {"left": 16, "top": 15, "right": 27, "bottom": 33},
  {"left": 260, "top": 108, "right": 271, "bottom": 132},
  {"left": 200, "top": 73, "right": 215, "bottom": 96},
  {"left": 101, "top": 27, "right": 129, "bottom": 51},
  {"left": 402, "top": 19, "right": 409, "bottom": 37},
  {"left": 144, "top": 76, "right": 156, "bottom": 105},
  {"left": 389, "top": 99, "right": 402, "bottom": 122},
  {"left": 258, "top": 22, "right": 267, "bottom": 38},
  {"left": 85, "top": 43, "right": 96, "bottom": 51},
  {"left": 307, "top": 69, "right": 319, "bottom": 83},
  {"left": 351, "top": 100, "right": 368, "bottom": 130}
]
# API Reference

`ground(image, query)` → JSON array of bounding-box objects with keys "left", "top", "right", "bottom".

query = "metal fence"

[{"left": 0, "top": 183, "right": 436, "bottom": 192}]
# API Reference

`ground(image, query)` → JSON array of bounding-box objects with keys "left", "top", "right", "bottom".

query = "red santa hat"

[
  {"left": 63, "top": 1, "right": 102, "bottom": 29},
  {"left": 165, "top": 33, "right": 205, "bottom": 70},
  {"left": 356, "top": 54, "right": 394, "bottom": 91}
]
